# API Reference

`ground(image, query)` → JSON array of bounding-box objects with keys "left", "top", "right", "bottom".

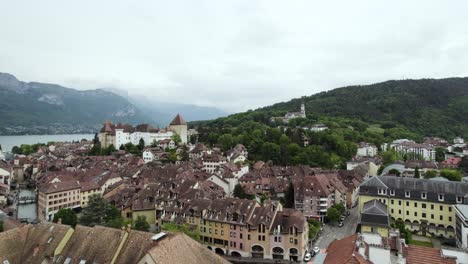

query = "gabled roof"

[
  {"left": 361, "top": 176, "right": 388, "bottom": 189},
  {"left": 360, "top": 199, "right": 390, "bottom": 227},
  {"left": 170, "top": 114, "right": 187, "bottom": 126},
  {"left": 324, "top": 234, "right": 370, "bottom": 264},
  {"left": 146, "top": 233, "right": 229, "bottom": 264},
  {"left": 362, "top": 199, "right": 388, "bottom": 215}
]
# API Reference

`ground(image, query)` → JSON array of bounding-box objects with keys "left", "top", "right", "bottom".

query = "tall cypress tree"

[
  {"left": 414, "top": 166, "right": 420, "bottom": 178},
  {"left": 284, "top": 182, "right": 295, "bottom": 208}
]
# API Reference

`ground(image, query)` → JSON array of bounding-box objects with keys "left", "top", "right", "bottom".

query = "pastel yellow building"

[
  {"left": 359, "top": 199, "right": 390, "bottom": 237},
  {"left": 359, "top": 176, "right": 468, "bottom": 238}
]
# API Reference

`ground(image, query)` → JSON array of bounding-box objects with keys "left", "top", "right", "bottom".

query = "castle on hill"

[
  {"left": 98, "top": 114, "right": 188, "bottom": 148},
  {"left": 270, "top": 103, "right": 306, "bottom": 123}
]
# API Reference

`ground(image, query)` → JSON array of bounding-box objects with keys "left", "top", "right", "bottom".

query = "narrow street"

[{"left": 313, "top": 206, "right": 359, "bottom": 250}]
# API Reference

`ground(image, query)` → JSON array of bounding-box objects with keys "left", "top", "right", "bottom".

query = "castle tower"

[
  {"left": 168, "top": 114, "right": 188, "bottom": 144},
  {"left": 300, "top": 102, "right": 306, "bottom": 118}
]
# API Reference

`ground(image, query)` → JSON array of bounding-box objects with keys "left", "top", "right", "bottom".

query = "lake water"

[{"left": 0, "top": 134, "right": 94, "bottom": 152}]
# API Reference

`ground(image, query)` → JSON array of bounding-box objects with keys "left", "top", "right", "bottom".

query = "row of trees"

[
  {"left": 52, "top": 195, "right": 150, "bottom": 232},
  {"left": 198, "top": 121, "right": 358, "bottom": 169},
  {"left": 11, "top": 143, "right": 46, "bottom": 155}
]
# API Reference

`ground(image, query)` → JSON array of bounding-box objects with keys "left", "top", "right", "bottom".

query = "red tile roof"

[
  {"left": 406, "top": 245, "right": 456, "bottom": 264},
  {"left": 324, "top": 234, "right": 370, "bottom": 264},
  {"left": 170, "top": 114, "right": 187, "bottom": 125}
]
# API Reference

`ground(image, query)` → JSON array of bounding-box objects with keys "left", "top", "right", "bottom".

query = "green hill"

[{"left": 195, "top": 77, "right": 468, "bottom": 139}]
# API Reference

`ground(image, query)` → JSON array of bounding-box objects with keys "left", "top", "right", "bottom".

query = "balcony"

[{"left": 319, "top": 197, "right": 328, "bottom": 202}]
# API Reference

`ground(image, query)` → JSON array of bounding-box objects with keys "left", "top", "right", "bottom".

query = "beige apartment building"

[{"left": 37, "top": 180, "right": 81, "bottom": 221}]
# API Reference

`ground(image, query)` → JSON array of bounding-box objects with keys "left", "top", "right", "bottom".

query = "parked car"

[
  {"left": 304, "top": 252, "right": 312, "bottom": 262},
  {"left": 338, "top": 221, "right": 344, "bottom": 227},
  {"left": 346, "top": 210, "right": 350, "bottom": 216},
  {"left": 312, "top": 247, "right": 320, "bottom": 254},
  {"left": 340, "top": 215, "right": 346, "bottom": 221}
]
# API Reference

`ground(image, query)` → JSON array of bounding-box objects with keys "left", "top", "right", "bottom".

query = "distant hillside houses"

[
  {"left": 356, "top": 142, "right": 378, "bottom": 157},
  {"left": 382, "top": 139, "right": 436, "bottom": 161},
  {"left": 98, "top": 114, "right": 188, "bottom": 148},
  {"left": 270, "top": 103, "right": 306, "bottom": 123}
]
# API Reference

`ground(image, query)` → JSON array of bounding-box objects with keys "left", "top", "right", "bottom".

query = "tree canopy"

[
  {"left": 283, "top": 182, "right": 295, "bottom": 208},
  {"left": 440, "top": 169, "right": 462, "bottom": 181},
  {"left": 53, "top": 208, "right": 77, "bottom": 227},
  {"left": 233, "top": 184, "right": 255, "bottom": 200},
  {"left": 79, "top": 194, "right": 124, "bottom": 228},
  {"left": 326, "top": 207, "right": 340, "bottom": 223},
  {"left": 133, "top": 215, "right": 150, "bottom": 232}
]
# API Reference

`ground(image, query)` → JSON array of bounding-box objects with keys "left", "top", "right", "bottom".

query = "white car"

[
  {"left": 304, "top": 252, "right": 312, "bottom": 262},
  {"left": 312, "top": 247, "right": 320, "bottom": 254},
  {"left": 338, "top": 221, "right": 344, "bottom": 227}
]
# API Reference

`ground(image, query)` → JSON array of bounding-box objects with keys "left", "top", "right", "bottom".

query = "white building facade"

[
  {"left": 357, "top": 143, "right": 378, "bottom": 157},
  {"left": 455, "top": 204, "right": 468, "bottom": 249}
]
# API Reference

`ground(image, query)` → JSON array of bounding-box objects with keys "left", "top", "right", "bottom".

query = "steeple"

[{"left": 300, "top": 102, "right": 306, "bottom": 118}]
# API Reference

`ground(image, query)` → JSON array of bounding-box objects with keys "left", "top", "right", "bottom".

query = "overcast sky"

[{"left": 1, "top": 1, "right": 468, "bottom": 113}]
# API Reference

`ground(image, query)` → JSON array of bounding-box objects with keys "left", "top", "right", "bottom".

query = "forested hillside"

[{"left": 191, "top": 77, "right": 468, "bottom": 168}]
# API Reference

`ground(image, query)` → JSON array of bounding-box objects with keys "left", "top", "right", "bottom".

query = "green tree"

[
  {"left": 79, "top": 194, "right": 124, "bottom": 228},
  {"left": 283, "top": 182, "right": 295, "bottom": 208},
  {"left": 261, "top": 142, "right": 280, "bottom": 164},
  {"left": 119, "top": 144, "right": 125, "bottom": 150},
  {"left": 414, "top": 166, "right": 420, "bottom": 178},
  {"left": 388, "top": 168, "right": 401, "bottom": 177},
  {"left": 435, "top": 147, "right": 446, "bottom": 162},
  {"left": 180, "top": 144, "right": 189, "bottom": 161},
  {"left": 124, "top": 143, "right": 140, "bottom": 155},
  {"left": 106, "top": 144, "right": 116, "bottom": 155},
  {"left": 133, "top": 215, "right": 150, "bottom": 231},
  {"left": 172, "top": 134, "right": 182, "bottom": 145},
  {"left": 53, "top": 208, "right": 77, "bottom": 227},
  {"left": 92, "top": 133, "right": 100, "bottom": 145},
  {"left": 12, "top": 146, "right": 21, "bottom": 154},
  {"left": 381, "top": 150, "right": 397, "bottom": 165},
  {"left": 233, "top": 184, "right": 254, "bottom": 200},
  {"left": 0, "top": 219, "right": 3, "bottom": 232},
  {"left": 88, "top": 135, "right": 102, "bottom": 156},
  {"left": 424, "top": 170, "right": 438, "bottom": 179},
  {"left": 394, "top": 219, "right": 412, "bottom": 244},
  {"left": 440, "top": 169, "right": 462, "bottom": 181},
  {"left": 326, "top": 207, "right": 340, "bottom": 223},
  {"left": 218, "top": 134, "right": 235, "bottom": 152},
  {"left": 138, "top": 138, "right": 145, "bottom": 151},
  {"left": 334, "top": 203, "right": 345, "bottom": 215}
]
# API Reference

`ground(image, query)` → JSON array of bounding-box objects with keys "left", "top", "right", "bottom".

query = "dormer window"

[
  {"left": 390, "top": 190, "right": 395, "bottom": 196},
  {"left": 438, "top": 194, "right": 444, "bottom": 202},
  {"left": 421, "top": 192, "right": 427, "bottom": 200},
  {"left": 457, "top": 196, "right": 463, "bottom": 203},
  {"left": 405, "top": 191, "right": 410, "bottom": 198},
  {"left": 378, "top": 189, "right": 387, "bottom": 195}
]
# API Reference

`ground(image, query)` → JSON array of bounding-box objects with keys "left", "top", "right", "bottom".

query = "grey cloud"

[{"left": 0, "top": 0, "right": 467, "bottom": 113}]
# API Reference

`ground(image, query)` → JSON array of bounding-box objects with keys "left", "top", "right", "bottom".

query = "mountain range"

[{"left": 0, "top": 73, "right": 228, "bottom": 135}]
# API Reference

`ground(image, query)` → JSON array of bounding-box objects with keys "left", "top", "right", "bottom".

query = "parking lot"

[{"left": 313, "top": 206, "right": 359, "bottom": 250}]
